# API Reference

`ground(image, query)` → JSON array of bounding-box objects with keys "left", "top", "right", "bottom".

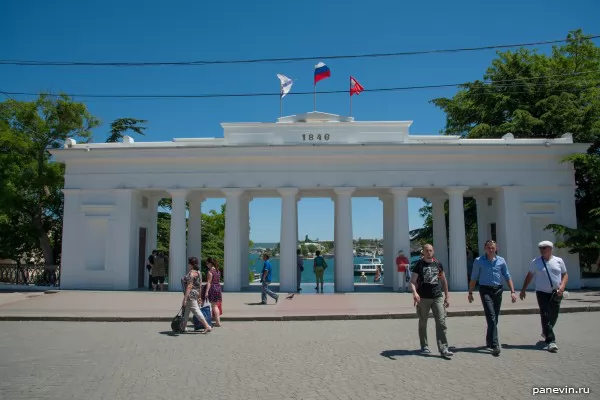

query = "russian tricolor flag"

[{"left": 314, "top": 62, "right": 331, "bottom": 85}]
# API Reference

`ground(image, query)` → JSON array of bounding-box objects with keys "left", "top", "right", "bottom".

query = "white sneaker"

[{"left": 548, "top": 343, "right": 558, "bottom": 352}]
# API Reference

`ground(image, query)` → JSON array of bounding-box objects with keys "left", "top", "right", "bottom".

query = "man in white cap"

[{"left": 519, "top": 240, "right": 569, "bottom": 352}]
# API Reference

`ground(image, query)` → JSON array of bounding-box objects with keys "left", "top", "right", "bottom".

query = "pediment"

[{"left": 277, "top": 111, "right": 354, "bottom": 124}]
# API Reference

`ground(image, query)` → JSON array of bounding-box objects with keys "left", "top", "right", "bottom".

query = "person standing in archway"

[
  {"left": 296, "top": 248, "right": 304, "bottom": 293},
  {"left": 396, "top": 250, "right": 410, "bottom": 292},
  {"left": 313, "top": 250, "right": 327, "bottom": 292}
]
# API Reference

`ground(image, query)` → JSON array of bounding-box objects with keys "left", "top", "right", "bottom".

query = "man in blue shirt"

[
  {"left": 261, "top": 253, "right": 279, "bottom": 305},
  {"left": 468, "top": 240, "right": 517, "bottom": 356}
]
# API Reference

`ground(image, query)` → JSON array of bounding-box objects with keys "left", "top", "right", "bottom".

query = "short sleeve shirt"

[
  {"left": 262, "top": 260, "right": 273, "bottom": 282},
  {"left": 412, "top": 259, "right": 444, "bottom": 299},
  {"left": 528, "top": 256, "right": 567, "bottom": 293}
]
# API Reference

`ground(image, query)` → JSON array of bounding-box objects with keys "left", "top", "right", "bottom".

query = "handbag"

[
  {"left": 171, "top": 306, "right": 185, "bottom": 332},
  {"left": 193, "top": 299, "right": 213, "bottom": 328}
]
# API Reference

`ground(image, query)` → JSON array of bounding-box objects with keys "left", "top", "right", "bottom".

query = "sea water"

[{"left": 248, "top": 253, "right": 387, "bottom": 284}]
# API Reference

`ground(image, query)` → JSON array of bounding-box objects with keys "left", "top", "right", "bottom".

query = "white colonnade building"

[{"left": 51, "top": 112, "right": 587, "bottom": 292}]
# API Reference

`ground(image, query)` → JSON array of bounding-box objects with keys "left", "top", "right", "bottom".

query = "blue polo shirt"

[
  {"left": 262, "top": 260, "right": 273, "bottom": 282},
  {"left": 471, "top": 255, "right": 511, "bottom": 286}
]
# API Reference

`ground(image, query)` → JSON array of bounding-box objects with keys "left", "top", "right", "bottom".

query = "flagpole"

[
  {"left": 280, "top": 95, "right": 282, "bottom": 118},
  {"left": 349, "top": 77, "right": 352, "bottom": 117},
  {"left": 313, "top": 82, "right": 316, "bottom": 111}
]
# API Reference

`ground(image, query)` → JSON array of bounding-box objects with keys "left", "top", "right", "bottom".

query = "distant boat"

[
  {"left": 324, "top": 254, "right": 334, "bottom": 259},
  {"left": 354, "top": 258, "right": 384, "bottom": 275}
]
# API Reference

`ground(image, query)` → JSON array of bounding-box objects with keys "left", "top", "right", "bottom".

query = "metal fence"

[{"left": 0, "top": 263, "right": 60, "bottom": 287}]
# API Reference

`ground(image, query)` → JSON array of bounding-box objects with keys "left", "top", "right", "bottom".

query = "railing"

[{"left": 0, "top": 263, "right": 60, "bottom": 287}]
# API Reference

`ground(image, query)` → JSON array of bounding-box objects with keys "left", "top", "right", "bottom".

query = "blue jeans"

[{"left": 261, "top": 281, "right": 278, "bottom": 303}]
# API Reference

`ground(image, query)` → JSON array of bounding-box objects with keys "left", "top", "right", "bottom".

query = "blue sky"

[{"left": 1, "top": 0, "right": 597, "bottom": 242}]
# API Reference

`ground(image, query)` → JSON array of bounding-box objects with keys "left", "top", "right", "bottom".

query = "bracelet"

[{"left": 511, "top": 291, "right": 516, "bottom": 294}]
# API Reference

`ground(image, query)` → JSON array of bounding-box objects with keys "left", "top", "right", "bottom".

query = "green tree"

[
  {"left": 105, "top": 118, "right": 147, "bottom": 143},
  {"left": 0, "top": 94, "right": 99, "bottom": 264},
  {"left": 426, "top": 29, "right": 600, "bottom": 270}
]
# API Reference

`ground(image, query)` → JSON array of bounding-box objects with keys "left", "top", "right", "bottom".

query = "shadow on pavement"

[
  {"left": 450, "top": 346, "right": 491, "bottom": 354},
  {"left": 158, "top": 331, "right": 181, "bottom": 337},
  {"left": 380, "top": 349, "right": 445, "bottom": 360},
  {"left": 244, "top": 302, "right": 267, "bottom": 306},
  {"left": 501, "top": 341, "right": 546, "bottom": 351}
]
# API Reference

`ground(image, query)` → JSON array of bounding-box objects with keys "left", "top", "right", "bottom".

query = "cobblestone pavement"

[{"left": 0, "top": 313, "right": 598, "bottom": 400}]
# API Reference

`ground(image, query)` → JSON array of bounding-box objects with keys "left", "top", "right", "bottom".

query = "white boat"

[{"left": 353, "top": 258, "right": 384, "bottom": 275}]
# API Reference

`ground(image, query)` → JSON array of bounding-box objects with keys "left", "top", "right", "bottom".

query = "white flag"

[{"left": 277, "top": 74, "right": 293, "bottom": 98}]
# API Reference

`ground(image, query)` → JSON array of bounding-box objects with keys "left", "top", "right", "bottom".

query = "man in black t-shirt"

[{"left": 409, "top": 244, "right": 453, "bottom": 358}]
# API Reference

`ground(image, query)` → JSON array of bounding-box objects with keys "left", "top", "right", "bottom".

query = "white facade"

[{"left": 51, "top": 112, "right": 587, "bottom": 292}]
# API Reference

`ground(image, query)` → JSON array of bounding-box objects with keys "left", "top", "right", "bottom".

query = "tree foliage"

[
  {"left": 0, "top": 94, "right": 99, "bottom": 264},
  {"left": 105, "top": 118, "right": 147, "bottom": 143},
  {"left": 424, "top": 29, "right": 600, "bottom": 270}
]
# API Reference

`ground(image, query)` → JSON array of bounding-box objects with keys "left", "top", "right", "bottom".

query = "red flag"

[{"left": 350, "top": 76, "right": 364, "bottom": 96}]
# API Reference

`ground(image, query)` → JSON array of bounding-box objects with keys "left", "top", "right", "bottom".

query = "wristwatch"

[{"left": 511, "top": 291, "right": 516, "bottom": 294}]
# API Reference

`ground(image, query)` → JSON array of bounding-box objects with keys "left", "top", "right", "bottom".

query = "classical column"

[
  {"left": 334, "top": 187, "right": 355, "bottom": 292},
  {"left": 112, "top": 189, "right": 137, "bottom": 290},
  {"left": 497, "top": 186, "right": 523, "bottom": 288},
  {"left": 59, "top": 189, "right": 81, "bottom": 289},
  {"left": 187, "top": 195, "right": 204, "bottom": 260},
  {"left": 558, "top": 188, "right": 580, "bottom": 289},
  {"left": 168, "top": 189, "right": 189, "bottom": 292},
  {"left": 278, "top": 188, "right": 300, "bottom": 292},
  {"left": 223, "top": 188, "right": 244, "bottom": 292},
  {"left": 147, "top": 196, "right": 159, "bottom": 254},
  {"left": 474, "top": 195, "right": 488, "bottom": 255},
  {"left": 239, "top": 194, "right": 251, "bottom": 288},
  {"left": 445, "top": 187, "right": 468, "bottom": 291},
  {"left": 381, "top": 195, "right": 393, "bottom": 288},
  {"left": 431, "top": 196, "right": 449, "bottom": 273},
  {"left": 390, "top": 188, "right": 412, "bottom": 291},
  {"left": 295, "top": 193, "right": 300, "bottom": 287}
]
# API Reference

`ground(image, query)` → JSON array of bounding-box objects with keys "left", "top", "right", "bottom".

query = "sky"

[{"left": 1, "top": 0, "right": 598, "bottom": 242}]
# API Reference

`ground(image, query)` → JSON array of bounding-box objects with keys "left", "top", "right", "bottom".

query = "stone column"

[
  {"left": 112, "top": 189, "right": 137, "bottom": 290},
  {"left": 147, "top": 196, "right": 159, "bottom": 255},
  {"left": 431, "top": 196, "right": 449, "bottom": 273},
  {"left": 381, "top": 195, "right": 393, "bottom": 288},
  {"left": 390, "top": 188, "right": 412, "bottom": 291},
  {"left": 223, "top": 188, "right": 243, "bottom": 292},
  {"left": 278, "top": 188, "right": 300, "bottom": 292},
  {"left": 474, "top": 195, "right": 488, "bottom": 255},
  {"left": 146, "top": 195, "right": 160, "bottom": 289},
  {"left": 59, "top": 189, "right": 82, "bottom": 289},
  {"left": 445, "top": 187, "right": 469, "bottom": 291},
  {"left": 239, "top": 194, "right": 251, "bottom": 288},
  {"left": 497, "top": 186, "right": 523, "bottom": 288},
  {"left": 558, "top": 188, "right": 581, "bottom": 289},
  {"left": 295, "top": 193, "right": 300, "bottom": 288},
  {"left": 187, "top": 195, "right": 204, "bottom": 260},
  {"left": 168, "top": 189, "right": 189, "bottom": 292},
  {"left": 334, "top": 187, "right": 355, "bottom": 292}
]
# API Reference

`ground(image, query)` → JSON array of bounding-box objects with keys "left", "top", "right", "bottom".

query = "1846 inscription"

[{"left": 302, "top": 132, "right": 330, "bottom": 141}]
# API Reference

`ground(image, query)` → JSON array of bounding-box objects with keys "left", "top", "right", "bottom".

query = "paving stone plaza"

[{"left": 1, "top": 313, "right": 598, "bottom": 400}]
